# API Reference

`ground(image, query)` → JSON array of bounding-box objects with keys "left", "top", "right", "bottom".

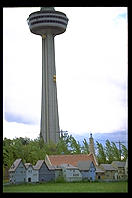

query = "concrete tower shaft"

[
  {"left": 41, "top": 33, "right": 60, "bottom": 143},
  {"left": 27, "top": 7, "right": 68, "bottom": 144}
]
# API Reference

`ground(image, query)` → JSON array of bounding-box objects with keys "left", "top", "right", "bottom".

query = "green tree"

[
  {"left": 96, "top": 141, "right": 106, "bottom": 164},
  {"left": 56, "top": 136, "right": 71, "bottom": 154},
  {"left": 68, "top": 135, "right": 81, "bottom": 154},
  {"left": 81, "top": 138, "right": 89, "bottom": 154},
  {"left": 111, "top": 142, "right": 121, "bottom": 161},
  {"left": 121, "top": 144, "right": 128, "bottom": 161},
  {"left": 17, "top": 137, "right": 31, "bottom": 145},
  {"left": 26, "top": 137, "right": 46, "bottom": 164},
  {"left": 3, "top": 137, "right": 47, "bottom": 168},
  {"left": 4, "top": 134, "right": 127, "bottom": 171},
  {"left": 105, "top": 140, "right": 114, "bottom": 163},
  {"left": 45, "top": 141, "right": 57, "bottom": 155},
  {"left": 11, "top": 138, "right": 25, "bottom": 161},
  {"left": 3, "top": 138, "right": 14, "bottom": 168}
]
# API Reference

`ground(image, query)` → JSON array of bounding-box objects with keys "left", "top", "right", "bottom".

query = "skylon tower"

[{"left": 27, "top": 7, "right": 68, "bottom": 144}]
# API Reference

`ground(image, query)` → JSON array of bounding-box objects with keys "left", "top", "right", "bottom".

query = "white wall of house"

[
  {"left": 62, "top": 167, "right": 82, "bottom": 182},
  {"left": 26, "top": 165, "right": 38, "bottom": 183},
  {"left": 9, "top": 161, "right": 26, "bottom": 184}
]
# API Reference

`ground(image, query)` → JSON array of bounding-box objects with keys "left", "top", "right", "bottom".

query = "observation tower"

[{"left": 27, "top": 7, "right": 68, "bottom": 144}]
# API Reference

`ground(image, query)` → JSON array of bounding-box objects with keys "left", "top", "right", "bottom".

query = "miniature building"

[
  {"left": 54, "top": 166, "right": 63, "bottom": 181},
  {"left": 8, "top": 158, "right": 128, "bottom": 183},
  {"left": 33, "top": 160, "right": 55, "bottom": 182},
  {"left": 99, "top": 164, "right": 117, "bottom": 181},
  {"left": 111, "top": 161, "right": 126, "bottom": 180},
  {"left": 45, "top": 153, "right": 98, "bottom": 167},
  {"left": 59, "top": 163, "right": 82, "bottom": 182},
  {"left": 95, "top": 166, "right": 105, "bottom": 181},
  {"left": 25, "top": 163, "right": 38, "bottom": 183},
  {"left": 125, "top": 158, "right": 128, "bottom": 179},
  {"left": 9, "top": 159, "right": 26, "bottom": 184},
  {"left": 78, "top": 160, "right": 96, "bottom": 181}
]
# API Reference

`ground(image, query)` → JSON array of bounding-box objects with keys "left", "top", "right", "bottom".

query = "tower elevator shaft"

[{"left": 41, "top": 34, "right": 60, "bottom": 144}]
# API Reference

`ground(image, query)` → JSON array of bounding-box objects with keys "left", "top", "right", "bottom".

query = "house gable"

[
  {"left": 9, "top": 159, "right": 22, "bottom": 172},
  {"left": 99, "top": 164, "right": 117, "bottom": 181},
  {"left": 77, "top": 160, "right": 96, "bottom": 181},
  {"left": 25, "top": 163, "right": 38, "bottom": 183},
  {"left": 78, "top": 160, "right": 96, "bottom": 171},
  {"left": 9, "top": 159, "right": 26, "bottom": 184},
  {"left": 60, "top": 164, "right": 82, "bottom": 182},
  {"left": 111, "top": 161, "right": 126, "bottom": 180},
  {"left": 37, "top": 160, "right": 55, "bottom": 182}
]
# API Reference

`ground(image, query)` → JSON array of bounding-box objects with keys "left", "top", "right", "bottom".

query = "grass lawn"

[{"left": 3, "top": 181, "right": 128, "bottom": 193}]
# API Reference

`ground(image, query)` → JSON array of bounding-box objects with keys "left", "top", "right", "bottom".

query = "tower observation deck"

[
  {"left": 27, "top": 7, "right": 68, "bottom": 36},
  {"left": 27, "top": 7, "right": 68, "bottom": 144}
]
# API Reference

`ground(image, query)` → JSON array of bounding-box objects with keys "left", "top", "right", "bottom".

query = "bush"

[{"left": 55, "top": 175, "right": 65, "bottom": 183}]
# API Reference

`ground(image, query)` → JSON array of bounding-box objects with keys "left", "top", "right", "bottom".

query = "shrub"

[{"left": 55, "top": 175, "right": 65, "bottom": 183}]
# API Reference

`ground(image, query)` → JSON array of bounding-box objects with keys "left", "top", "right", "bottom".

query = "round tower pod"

[{"left": 27, "top": 7, "right": 68, "bottom": 36}]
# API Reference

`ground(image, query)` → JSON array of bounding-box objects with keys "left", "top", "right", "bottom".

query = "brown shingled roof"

[{"left": 47, "top": 153, "right": 97, "bottom": 167}]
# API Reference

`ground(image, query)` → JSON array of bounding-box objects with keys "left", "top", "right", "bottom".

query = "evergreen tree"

[
  {"left": 68, "top": 135, "right": 82, "bottom": 154},
  {"left": 105, "top": 139, "right": 114, "bottom": 163},
  {"left": 121, "top": 144, "right": 128, "bottom": 161},
  {"left": 96, "top": 141, "right": 106, "bottom": 164},
  {"left": 56, "top": 136, "right": 71, "bottom": 154},
  {"left": 81, "top": 138, "right": 89, "bottom": 154},
  {"left": 111, "top": 142, "right": 121, "bottom": 161}
]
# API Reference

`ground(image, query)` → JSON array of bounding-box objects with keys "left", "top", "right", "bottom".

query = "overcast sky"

[{"left": 3, "top": 7, "right": 128, "bottom": 140}]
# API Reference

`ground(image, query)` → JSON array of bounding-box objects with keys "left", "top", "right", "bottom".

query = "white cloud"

[{"left": 3, "top": 120, "right": 40, "bottom": 140}]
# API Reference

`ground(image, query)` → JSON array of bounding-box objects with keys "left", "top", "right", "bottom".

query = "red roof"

[{"left": 47, "top": 153, "right": 97, "bottom": 167}]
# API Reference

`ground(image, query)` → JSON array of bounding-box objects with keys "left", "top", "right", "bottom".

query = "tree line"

[{"left": 3, "top": 133, "right": 128, "bottom": 170}]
